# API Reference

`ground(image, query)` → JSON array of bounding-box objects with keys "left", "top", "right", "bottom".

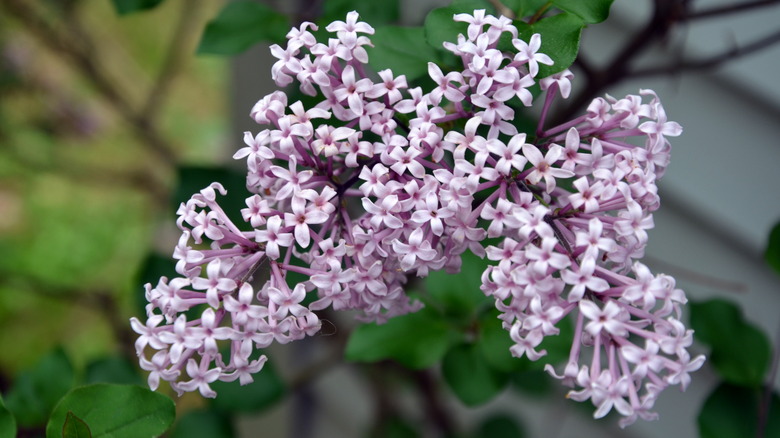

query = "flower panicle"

[{"left": 131, "top": 9, "right": 701, "bottom": 424}]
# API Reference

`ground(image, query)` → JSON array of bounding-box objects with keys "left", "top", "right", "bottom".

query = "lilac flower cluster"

[{"left": 130, "top": 10, "right": 703, "bottom": 425}]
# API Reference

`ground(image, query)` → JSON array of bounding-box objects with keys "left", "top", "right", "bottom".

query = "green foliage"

[
  {"left": 425, "top": 251, "right": 490, "bottom": 320},
  {"left": 423, "top": 0, "right": 493, "bottom": 51},
  {"left": 506, "top": 0, "right": 549, "bottom": 17},
  {"left": 552, "top": 0, "right": 614, "bottom": 24},
  {"left": 173, "top": 166, "right": 250, "bottom": 227},
  {"left": 210, "top": 358, "right": 286, "bottom": 413},
  {"left": 0, "top": 394, "right": 16, "bottom": 438},
  {"left": 698, "top": 382, "right": 780, "bottom": 438},
  {"left": 46, "top": 384, "right": 175, "bottom": 438},
  {"left": 0, "top": 178, "right": 148, "bottom": 292},
  {"left": 5, "top": 347, "right": 74, "bottom": 427},
  {"left": 474, "top": 414, "right": 525, "bottom": 438},
  {"left": 345, "top": 307, "right": 460, "bottom": 369},
  {"left": 367, "top": 26, "right": 442, "bottom": 82},
  {"left": 197, "top": 1, "right": 289, "bottom": 55},
  {"left": 477, "top": 310, "right": 519, "bottom": 372},
  {"left": 690, "top": 299, "right": 771, "bottom": 387},
  {"left": 479, "top": 306, "right": 572, "bottom": 371},
  {"left": 442, "top": 342, "right": 510, "bottom": 406},
  {"left": 765, "top": 221, "right": 780, "bottom": 274},
  {"left": 509, "top": 369, "right": 552, "bottom": 395},
  {"left": 516, "top": 13, "right": 583, "bottom": 77},
  {"left": 62, "top": 411, "right": 92, "bottom": 438},
  {"left": 322, "top": 0, "right": 400, "bottom": 26},
  {"left": 111, "top": 0, "right": 165, "bottom": 15},
  {"left": 170, "top": 409, "right": 234, "bottom": 438},
  {"left": 84, "top": 356, "right": 144, "bottom": 386},
  {"left": 534, "top": 312, "right": 574, "bottom": 365}
]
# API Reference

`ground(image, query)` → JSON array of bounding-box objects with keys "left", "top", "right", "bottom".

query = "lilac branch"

[
  {"left": 686, "top": 0, "right": 780, "bottom": 20},
  {"left": 553, "top": 0, "right": 681, "bottom": 124},
  {"left": 631, "top": 28, "right": 780, "bottom": 78}
]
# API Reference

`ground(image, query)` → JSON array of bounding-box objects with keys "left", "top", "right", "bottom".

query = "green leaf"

[
  {"left": 474, "top": 414, "right": 525, "bottom": 438},
  {"left": 85, "top": 356, "right": 144, "bottom": 386},
  {"left": 367, "top": 26, "right": 441, "bottom": 81},
  {"left": 0, "top": 394, "right": 17, "bottom": 438},
  {"left": 690, "top": 299, "right": 770, "bottom": 387},
  {"left": 477, "top": 310, "right": 522, "bottom": 372},
  {"left": 46, "top": 384, "right": 175, "bottom": 438},
  {"left": 552, "top": 0, "right": 614, "bottom": 24},
  {"left": 111, "top": 0, "right": 165, "bottom": 15},
  {"left": 63, "top": 411, "right": 92, "bottom": 438},
  {"left": 425, "top": 251, "right": 490, "bottom": 320},
  {"left": 345, "top": 307, "right": 459, "bottom": 369},
  {"left": 698, "top": 382, "right": 780, "bottom": 438},
  {"left": 197, "top": 1, "right": 289, "bottom": 55},
  {"left": 510, "top": 369, "right": 552, "bottom": 396},
  {"left": 170, "top": 409, "right": 233, "bottom": 438},
  {"left": 516, "top": 12, "right": 584, "bottom": 77},
  {"left": 210, "top": 357, "right": 286, "bottom": 413},
  {"left": 322, "top": 0, "right": 400, "bottom": 26},
  {"left": 423, "top": 0, "right": 493, "bottom": 51},
  {"left": 5, "top": 347, "right": 74, "bottom": 427},
  {"left": 477, "top": 307, "right": 573, "bottom": 373},
  {"left": 765, "top": 221, "right": 780, "bottom": 274},
  {"left": 442, "top": 342, "right": 509, "bottom": 406},
  {"left": 535, "top": 311, "right": 574, "bottom": 365},
  {"left": 510, "top": 0, "right": 551, "bottom": 18}
]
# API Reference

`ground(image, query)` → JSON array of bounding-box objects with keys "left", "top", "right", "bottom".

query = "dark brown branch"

[
  {"left": 687, "top": 0, "right": 780, "bottom": 20},
  {"left": 553, "top": 0, "right": 685, "bottom": 124},
  {"left": 410, "top": 369, "right": 457, "bottom": 437},
  {"left": 288, "top": 312, "right": 348, "bottom": 390},
  {"left": 1, "top": 0, "right": 178, "bottom": 167},
  {"left": 644, "top": 255, "right": 747, "bottom": 293},
  {"left": 631, "top": 28, "right": 780, "bottom": 77},
  {"left": 572, "top": 53, "right": 596, "bottom": 83}
]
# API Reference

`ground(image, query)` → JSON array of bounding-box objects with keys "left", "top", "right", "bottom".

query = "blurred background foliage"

[
  {"left": 1, "top": 0, "right": 779, "bottom": 437},
  {"left": 0, "top": 0, "right": 228, "bottom": 375}
]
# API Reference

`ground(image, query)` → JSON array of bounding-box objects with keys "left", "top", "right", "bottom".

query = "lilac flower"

[
  {"left": 157, "top": 315, "right": 202, "bottom": 364},
  {"left": 325, "top": 11, "right": 374, "bottom": 48},
  {"left": 175, "top": 357, "right": 222, "bottom": 398},
  {"left": 392, "top": 228, "right": 439, "bottom": 271},
  {"left": 191, "top": 259, "right": 237, "bottom": 308},
  {"left": 522, "top": 143, "right": 574, "bottom": 193},
  {"left": 132, "top": 10, "right": 701, "bottom": 427},
  {"left": 512, "top": 33, "right": 553, "bottom": 77},
  {"left": 284, "top": 195, "right": 328, "bottom": 248},
  {"left": 255, "top": 215, "right": 294, "bottom": 260}
]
